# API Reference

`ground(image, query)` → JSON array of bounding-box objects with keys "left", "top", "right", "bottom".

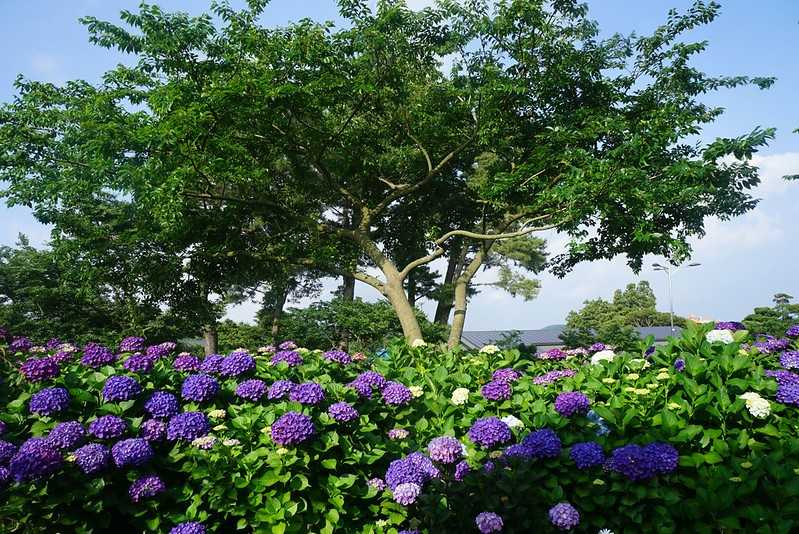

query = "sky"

[{"left": 1, "top": 0, "right": 798, "bottom": 331}]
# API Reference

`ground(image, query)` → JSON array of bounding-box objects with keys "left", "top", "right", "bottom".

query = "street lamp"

[{"left": 652, "top": 261, "right": 701, "bottom": 334}]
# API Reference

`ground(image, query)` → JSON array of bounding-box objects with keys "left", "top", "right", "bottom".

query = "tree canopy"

[{"left": 742, "top": 293, "right": 799, "bottom": 337}]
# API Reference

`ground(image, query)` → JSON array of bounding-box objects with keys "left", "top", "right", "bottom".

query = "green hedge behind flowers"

[{"left": 0, "top": 323, "right": 798, "bottom": 533}]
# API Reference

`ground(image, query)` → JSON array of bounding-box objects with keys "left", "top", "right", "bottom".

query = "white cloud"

[{"left": 750, "top": 152, "right": 799, "bottom": 196}]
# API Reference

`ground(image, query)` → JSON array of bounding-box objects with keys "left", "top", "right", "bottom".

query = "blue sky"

[{"left": 1, "top": 0, "right": 798, "bottom": 330}]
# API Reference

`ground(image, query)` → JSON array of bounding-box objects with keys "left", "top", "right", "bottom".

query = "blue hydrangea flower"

[
  {"left": 570, "top": 441, "right": 605, "bottom": 469},
  {"left": 271, "top": 412, "right": 315, "bottom": 446},
  {"left": 549, "top": 502, "right": 580, "bottom": 530},
  {"left": 80, "top": 343, "right": 115, "bottom": 368},
  {"left": 129, "top": 474, "right": 165, "bottom": 502},
  {"left": 112, "top": 438, "right": 154, "bottom": 468},
  {"left": 220, "top": 352, "right": 256, "bottom": 377},
  {"left": 19, "top": 357, "right": 60, "bottom": 382},
  {"left": 268, "top": 380, "right": 295, "bottom": 400},
  {"left": 468, "top": 417, "right": 512, "bottom": 449},
  {"left": 170, "top": 523, "right": 207, "bottom": 534},
  {"left": 427, "top": 436, "right": 463, "bottom": 464},
  {"left": 475, "top": 512, "right": 504, "bottom": 533},
  {"left": 235, "top": 379, "right": 267, "bottom": 401},
  {"left": 89, "top": 415, "right": 127, "bottom": 440},
  {"left": 46, "top": 421, "right": 86, "bottom": 451},
  {"left": 181, "top": 374, "right": 220, "bottom": 403},
  {"left": 102, "top": 375, "right": 142, "bottom": 402},
  {"left": 289, "top": 382, "right": 325, "bottom": 405},
  {"left": 522, "top": 428, "right": 562, "bottom": 459},
  {"left": 145, "top": 391, "right": 180, "bottom": 419},
  {"left": 554, "top": 391, "right": 590, "bottom": 417},
  {"left": 74, "top": 443, "right": 110, "bottom": 476},
  {"left": 167, "top": 412, "right": 210, "bottom": 442},
  {"left": 29, "top": 387, "right": 70, "bottom": 416},
  {"left": 328, "top": 402, "right": 359, "bottom": 423},
  {"left": 9, "top": 438, "right": 62, "bottom": 482}
]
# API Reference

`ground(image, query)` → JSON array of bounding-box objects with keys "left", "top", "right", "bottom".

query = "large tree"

[
  {"left": 742, "top": 293, "right": 799, "bottom": 337},
  {"left": 0, "top": 0, "right": 774, "bottom": 346}
]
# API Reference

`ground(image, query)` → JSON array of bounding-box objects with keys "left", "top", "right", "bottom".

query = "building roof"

[{"left": 460, "top": 325, "right": 681, "bottom": 349}]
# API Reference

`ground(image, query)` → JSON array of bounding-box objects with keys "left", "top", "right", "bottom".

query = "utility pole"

[{"left": 652, "top": 261, "right": 701, "bottom": 334}]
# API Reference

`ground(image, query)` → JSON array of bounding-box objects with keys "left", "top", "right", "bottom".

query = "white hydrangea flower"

[
  {"left": 741, "top": 393, "right": 770, "bottom": 418},
  {"left": 599, "top": 529, "right": 615, "bottom": 534},
  {"left": 222, "top": 438, "right": 240, "bottom": 446},
  {"left": 411, "top": 339, "right": 427, "bottom": 348},
  {"left": 479, "top": 344, "right": 500, "bottom": 354},
  {"left": 501, "top": 415, "right": 524, "bottom": 429},
  {"left": 451, "top": 387, "right": 469, "bottom": 405},
  {"left": 409, "top": 385, "right": 424, "bottom": 398},
  {"left": 591, "top": 350, "right": 616, "bottom": 365},
  {"left": 208, "top": 409, "right": 227, "bottom": 419},
  {"left": 739, "top": 392, "right": 762, "bottom": 401},
  {"left": 705, "top": 329, "right": 734, "bottom": 344}
]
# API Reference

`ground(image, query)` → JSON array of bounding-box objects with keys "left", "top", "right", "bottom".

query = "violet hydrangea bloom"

[
  {"left": 123, "top": 353, "right": 155, "bottom": 373},
  {"left": 173, "top": 354, "right": 201, "bottom": 372},
  {"left": 780, "top": 351, "right": 799, "bottom": 370},
  {"left": 549, "top": 502, "right": 580, "bottom": 531},
  {"left": 181, "top": 374, "right": 220, "bottom": 403},
  {"left": 644, "top": 442, "right": 679, "bottom": 475},
  {"left": 170, "top": 523, "right": 207, "bottom": 534},
  {"left": 674, "top": 358, "right": 686, "bottom": 372},
  {"left": 754, "top": 337, "right": 791, "bottom": 354},
  {"left": 388, "top": 428, "right": 410, "bottom": 440},
  {"left": 145, "top": 342, "right": 176, "bottom": 359},
  {"left": 112, "top": 438, "right": 154, "bottom": 468},
  {"left": 468, "top": 417, "right": 512, "bottom": 449},
  {"left": 349, "top": 370, "right": 387, "bottom": 397},
  {"left": 167, "top": 412, "right": 210, "bottom": 442},
  {"left": 278, "top": 340, "right": 297, "bottom": 350},
  {"left": 716, "top": 321, "right": 745, "bottom": 331},
  {"left": 323, "top": 349, "right": 352, "bottom": 365},
  {"left": 492, "top": 368, "right": 521, "bottom": 383},
  {"left": 103, "top": 375, "right": 142, "bottom": 402},
  {"left": 367, "top": 477, "right": 386, "bottom": 491},
  {"left": 608, "top": 443, "right": 679, "bottom": 481},
  {"left": 145, "top": 391, "right": 180, "bottom": 419},
  {"left": 589, "top": 342, "right": 606, "bottom": 352},
  {"left": 385, "top": 452, "right": 440, "bottom": 490},
  {"left": 89, "top": 415, "right": 127, "bottom": 440},
  {"left": 787, "top": 325, "right": 799, "bottom": 338},
  {"left": 235, "top": 379, "right": 267, "bottom": 401},
  {"left": 74, "top": 443, "right": 111, "bottom": 476},
  {"left": 382, "top": 382, "right": 413, "bottom": 406},
  {"left": 289, "top": 382, "right": 325, "bottom": 405},
  {"left": 503, "top": 443, "right": 534, "bottom": 461},
  {"left": 119, "top": 336, "right": 145, "bottom": 352},
  {"left": 0, "top": 440, "right": 18, "bottom": 464},
  {"left": 570, "top": 441, "right": 604, "bottom": 469},
  {"left": 140, "top": 419, "right": 167, "bottom": 442},
  {"left": 271, "top": 411, "right": 315, "bottom": 446},
  {"left": 9, "top": 437, "right": 62, "bottom": 482},
  {"left": 554, "top": 391, "right": 590, "bottom": 417},
  {"left": 522, "top": 428, "right": 562, "bottom": 459},
  {"left": 129, "top": 474, "right": 166, "bottom": 502},
  {"left": 30, "top": 387, "right": 70, "bottom": 416},
  {"left": 268, "top": 380, "right": 295, "bottom": 400},
  {"left": 199, "top": 354, "right": 225, "bottom": 374},
  {"left": 533, "top": 369, "right": 577, "bottom": 385},
  {"left": 220, "top": 351, "right": 256, "bottom": 377},
  {"left": 80, "top": 342, "right": 115, "bottom": 368},
  {"left": 538, "top": 348, "right": 567, "bottom": 360},
  {"left": 20, "top": 357, "right": 60, "bottom": 382},
  {"left": 46, "top": 421, "right": 86, "bottom": 451},
  {"left": 10, "top": 336, "right": 33, "bottom": 353},
  {"left": 774, "top": 370, "right": 799, "bottom": 406},
  {"left": 270, "top": 350, "right": 303, "bottom": 367},
  {"left": 427, "top": 436, "right": 463, "bottom": 464},
  {"left": 328, "top": 402, "right": 359, "bottom": 423},
  {"left": 475, "top": 512, "right": 504, "bottom": 534},
  {"left": 454, "top": 460, "right": 471, "bottom": 481},
  {"left": 392, "top": 482, "right": 421, "bottom": 505},
  {"left": 481, "top": 380, "right": 512, "bottom": 401}
]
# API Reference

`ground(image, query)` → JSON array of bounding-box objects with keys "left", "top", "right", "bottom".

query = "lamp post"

[{"left": 652, "top": 261, "right": 701, "bottom": 334}]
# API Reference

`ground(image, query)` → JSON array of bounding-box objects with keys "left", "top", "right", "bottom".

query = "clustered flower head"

[
  {"left": 145, "top": 391, "right": 180, "bottom": 419},
  {"left": 140, "top": 419, "right": 167, "bottom": 442},
  {"left": 554, "top": 391, "right": 590, "bottom": 417},
  {"left": 591, "top": 350, "right": 616, "bottom": 365},
  {"left": 10, "top": 336, "right": 34, "bottom": 353},
  {"left": 123, "top": 353, "right": 155, "bottom": 373},
  {"left": 392, "top": 482, "right": 421, "bottom": 505},
  {"left": 146, "top": 342, "right": 176, "bottom": 359},
  {"left": 199, "top": 354, "right": 224, "bottom": 374},
  {"left": 787, "top": 325, "right": 799, "bottom": 338},
  {"left": 521, "top": 428, "right": 562, "bottom": 459},
  {"left": 349, "top": 371, "right": 387, "bottom": 398},
  {"left": 385, "top": 452, "right": 440, "bottom": 491},
  {"left": 589, "top": 342, "right": 607, "bottom": 353},
  {"left": 769, "top": 369, "right": 799, "bottom": 406},
  {"left": 192, "top": 435, "right": 217, "bottom": 450},
  {"left": 475, "top": 512, "right": 504, "bottom": 533},
  {"left": 740, "top": 392, "right": 770, "bottom": 418},
  {"left": 167, "top": 412, "right": 210, "bottom": 442},
  {"left": 9, "top": 437, "right": 62, "bottom": 482},
  {"left": 549, "top": 502, "right": 580, "bottom": 530},
  {"left": 74, "top": 443, "right": 110, "bottom": 476},
  {"left": 80, "top": 343, "right": 116, "bottom": 368},
  {"left": 468, "top": 417, "right": 512, "bottom": 449},
  {"left": 270, "top": 350, "right": 303, "bottom": 367},
  {"left": 454, "top": 460, "right": 471, "bottom": 481},
  {"left": 289, "top": 382, "right": 325, "bottom": 405},
  {"left": 716, "top": 321, "right": 745, "bottom": 332},
  {"left": 674, "top": 359, "right": 686, "bottom": 372},
  {"left": 533, "top": 369, "right": 577, "bottom": 385},
  {"left": 480, "top": 344, "right": 500, "bottom": 354},
  {"left": 20, "top": 357, "right": 60, "bottom": 382},
  {"left": 268, "top": 380, "right": 295, "bottom": 400},
  {"left": 278, "top": 340, "right": 297, "bottom": 350},
  {"left": 323, "top": 349, "right": 352, "bottom": 365},
  {"left": 119, "top": 336, "right": 145, "bottom": 352},
  {"left": 501, "top": 415, "right": 523, "bottom": 429},
  {"left": 220, "top": 351, "right": 256, "bottom": 377},
  {"left": 451, "top": 387, "right": 469, "bottom": 405},
  {"left": 170, "top": 522, "right": 207, "bottom": 534},
  {"left": 235, "top": 379, "right": 267, "bottom": 401},
  {"left": 481, "top": 380, "right": 512, "bottom": 401},
  {"left": 102, "top": 375, "right": 142, "bottom": 402},
  {"left": 780, "top": 351, "right": 799, "bottom": 370},
  {"left": 388, "top": 428, "right": 409, "bottom": 440},
  {"left": 706, "top": 329, "right": 735, "bottom": 344},
  {"left": 382, "top": 382, "right": 413, "bottom": 406},
  {"left": 46, "top": 421, "right": 86, "bottom": 451},
  {"left": 608, "top": 442, "right": 679, "bottom": 481},
  {"left": 112, "top": 438, "right": 154, "bottom": 468},
  {"left": 173, "top": 354, "right": 201, "bottom": 372},
  {"left": 271, "top": 411, "right": 315, "bottom": 446},
  {"left": 181, "top": 374, "right": 220, "bottom": 403},
  {"left": 0, "top": 440, "right": 17, "bottom": 464},
  {"left": 427, "top": 436, "right": 464, "bottom": 464},
  {"left": 328, "top": 402, "right": 359, "bottom": 423},
  {"left": 492, "top": 368, "right": 521, "bottom": 383},
  {"left": 367, "top": 477, "right": 386, "bottom": 491},
  {"left": 570, "top": 441, "right": 605, "bottom": 469},
  {"left": 538, "top": 348, "right": 567, "bottom": 360},
  {"left": 129, "top": 474, "right": 165, "bottom": 502},
  {"left": 754, "top": 336, "right": 791, "bottom": 354},
  {"left": 30, "top": 387, "right": 70, "bottom": 416}
]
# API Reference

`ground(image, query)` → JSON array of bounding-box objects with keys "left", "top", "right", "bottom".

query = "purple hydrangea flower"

[
  {"left": 492, "top": 368, "right": 521, "bottom": 383},
  {"left": 323, "top": 349, "right": 353, "bottom": 365},
  {"left": 475, "top": 512, "right": 504, "bottom": 533},
  {"left": 0, "top": 466, "right": 8, "bottom": 487},
  {"left": 145, "top": 391, "right": 180, "bottom": 419},
  {"left": 382, "top": 382, "right": 413, "bottom": 406},
  {"left": 608, "top": 444, "right": 660, "bottom": 481},
  {"left": 388, "top": 428, "right": 410, "bottom": 440},
  {"left": 522, "top": 428, "right": 562, "bottom": 459},
  {"left": 102, "top": 375, "right": 142, "bottom": 402},
  {"left": 554, "top": 391, "right": 590, "bottom": 417},
  {"left": 589, "top": 342, "right": 606, "bottom": 353},
  {"left": 112, "top": 438, "right": 154, "bottom": 468},
  {"left": 129, "top": 474, "right": 166, "bottom": 502},
  {"left": 367, "top": 477, "right": 386, "bottom": 491},
  {"left": 0, "top": 440, "right": 18, "bottom": 464},
  {"left": 173, "top": 354, "right": 201, "bottom": 372},
  {"left": 74, "top": 443, "right": 110, "bottom": 476},
  {"left": 19, "top": 357, "right": 60, "bottom": 382},
  {"left": 549, "top": 502, "right": 580, "bottom": 530},
  {"left": 170, "top": 522, "right": 207, "bottom": 534},
  {"left": 9, "top": 437, "right": 62, "bottom": 482},
  {"left": 278, "top": 340, "right": 297, "bottom": 350},
  {"left": 780, "top": 351, "right": 799, "bottom": 370},
  {"left": 644, "top": 345, "right": 656, "bottom": 357},
  {"left": 140, "top": 419, "right": 167, "bottom": 442},
  {"left": 123, "top": 353, "right": 155, "bottom": 373},
  {"left": 268, "top": 380, "right": 295, "bottom": 400},
  {"left": 454, "top": 460, "right": 471, "bottom": 481},
  {"left": 775, "top": 371, "right": 799, "bottom": 406},
  {"left": 467, "top": 417, "right": 512, "bottom": 449},
  {"left": 289, "top": 382, "right": 325, "bottom": 405},
  {"left": 392, "top": 482, "right": 421, "bottom": 505},
  {"left": 119, "top": 336, "right": 145, "bottom": 352},
  {"left": 29, "top": 387, "right": 70, "bottom": 416},
  {"left": 570, "top": 441, "right": 604, "bottom": 469},
  {"left": 80, "top": 343, "right": 115, "bottom": 368},
  {"left": 51, "top": 348, "right": 77, "bottom": 365},
  {"left": 385, "top": 452, "right": 440, "bottom": 490},
  {"left": 235, "top": 379, "right": 267, "bottom": 401},
  {"left": 348, "top": 370, "right": 387, "bottom": 397},
  {"left": 481, "top": 380, "right": 512, "bottom": 401},
  {"left": 46, "top": 421, "right": 86, "bottom": 450},
  {"left": 483, "top": 460, "right": 495, "bottom": 473},
  {"left": 10, "top": 336, "right": 33, "bottom": 353},
  {"left": 199, "top": 354, "right": 225, "bottom": 374},
  {"left": 167, "top": 412, "right": 210, "bottom": 441},
  {"left": 716, "top": 321, "right": 745, "bottom": 331},
  {"left": 328, "top": 402, "right": 359, "bottom": 423},
  {"left": 755, "top": 337, "right": 792, "bottom": 354},
  {"left": 220, "top": 352, "right": 256, "bottom": 377},
  {"left": 89, "top": 415, "right": 127, "bottom": 440},
  {"left": 533, "top": 369, "right": 577, "bottom": 385},
  {"left": 270, "top": 350, "right": 303, "bottom": 367},
  {"left": 674, "top": 359, "right": 686, "bottom": 372},
  {"left": 787, "top": 325, "right": 799, "bottom": 338},
  {"left": 427, "top": 436, "right": 464, "bottom": 464},
  {"left": 538, "top": 348, "right": 567, "bottom": 360},
  {"left": 145, "top": 342, "right": 176, "bottom": 359},
  {"left": 503, "top": 443, "right": 534, "bottom": 461},
  {"left": 644, "top": 442, "right": 679, "bottom": 475},
  {"left": 181, "top": 374, "right": 220, "bottom": 403},
  {"left": 271, "top": 411, "right": 315, "bottom": 446}
]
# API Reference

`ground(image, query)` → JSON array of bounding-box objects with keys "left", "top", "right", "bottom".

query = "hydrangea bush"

[{"left": 1, "top": 323, "right": 799, "bottom": 532}]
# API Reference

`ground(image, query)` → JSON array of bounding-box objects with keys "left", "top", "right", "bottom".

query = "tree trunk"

[
  {"left": 270, "top": 286, "right": 289, "bottom": 343},
  {"left": 384, "top": 278, "right": 424, "bottom": 343},
  {"left": 203, "top": 324, "right": 218, "bottom": 356},
  {"left": 341, "top": 275, "right": 355, "bottom": 301},
  {"left": 447, "top": 251, "right": 484, "bottom": 348},
  {"left": 434, "top": 246, "right": 461, "bottom": 325},
  {"left": 407, "top": 272, "right": 417, "bottom": 308}
]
